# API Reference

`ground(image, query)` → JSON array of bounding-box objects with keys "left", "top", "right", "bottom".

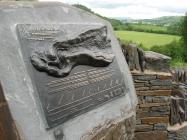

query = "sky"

[{"left": 39, "top": 0, "right": 187, "bottom": 19}]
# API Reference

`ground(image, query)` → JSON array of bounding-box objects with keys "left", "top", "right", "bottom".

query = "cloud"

[{"left": 39, "top": 0, "right": 187, "bottom": 19}]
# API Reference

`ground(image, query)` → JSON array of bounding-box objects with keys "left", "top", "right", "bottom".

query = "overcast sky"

[{"left": 39, "top": 0, "right": 187, "bottom": 19}]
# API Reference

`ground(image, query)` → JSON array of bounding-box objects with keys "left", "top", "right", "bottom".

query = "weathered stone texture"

[
  {"left": 137, "top": 90, "right": 171, "bottom": 96},
  {"left": 121, "top": 44, "right": 145, "bottom": 72},
  {"left": 154, "top": 123, "right": 167, "bottom": 131},
  {"left": 141, "top": 117, "right": 169, "bottom": 124},
  {"left": 168, "top": 129, "right": 187, "bottom": 140},
  {"left": 135, "top": 124, "right": 153, "bottom": 132},
  {"left": 86, "top": 116, "right": 136, "bottom": 140},
  {"left": 0, "top": 2, "right": 137, "bottom": 140},
  {"left": 132, "top": 72, "right": 172, "bottom": 140},
  {"left": 121, "top": 43, "right": 171, "bottom": 72},
  {"left": 134, "top": 131, "right": 167, "bottom": 140},
  {"left": 170, "top": 83, "right": 187, "bottom": 125},
  {"left": 171, "top": 68, "right": 187, "bottom": 84},
  {"left": 145, "top": 51, "right": 171, "bottom": 72}
]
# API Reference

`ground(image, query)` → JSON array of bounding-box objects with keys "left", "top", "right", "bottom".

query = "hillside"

[
  {"left": 122, "top": 16, "right": 183, "bottom": 26},
  {"left": 73, "top": 4, "right": 182, "bottom": 35},
  {"left": 116, "top": 31, "right": 180, "bottom": 49}
]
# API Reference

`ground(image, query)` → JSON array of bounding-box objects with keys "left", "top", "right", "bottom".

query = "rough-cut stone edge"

[
  {"left": 81, "top": 115, "right": 136, "bottom": 140},
  {"left": 131, "top": 70, "right": 172, "bottom": 76},
  {"left": 141, "top": 117, "right": 169, "bottom": 124}
]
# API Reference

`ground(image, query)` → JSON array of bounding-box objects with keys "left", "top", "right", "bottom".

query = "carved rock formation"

[
  {"left": 121, "top": 43, "right": 171, "bottom": 72},
  {"left": 121, "top": 43, "right": 145, "bottom": 72},
  {"left": 170, "top": 83, "right": 187, "bottom": 125},
  {"left": 170, "top": 68, "right": 187, "bottom": 125},
  {"left": 30, "top": 26, "right": 114, "bottom": 77},
  {"left": 145, "top": 51, "right": 171, "bottom": 72},
  {"left": 171, "top": 68, "right": 187, "bottom": 84}
]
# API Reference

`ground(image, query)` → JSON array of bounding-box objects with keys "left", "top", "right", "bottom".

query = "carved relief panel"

[{"left": 17, "top": 24, "right": 126, "bottom": 128}]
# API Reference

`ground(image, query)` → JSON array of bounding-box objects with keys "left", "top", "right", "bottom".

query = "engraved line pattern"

[
  {"left": 48, "top": 84, "right": 125, "bottom": 122},
  {"left": 47, "top": 83, "right": 123, "bottom": 113},
  {"left": 47, "top": 68, "right": 115, "bottom": 94}
]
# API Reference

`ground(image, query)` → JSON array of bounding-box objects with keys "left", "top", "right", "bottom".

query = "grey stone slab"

[
  {"left": 154, "top": 123, "right": 167, "bottom": 130},
  {"left": 150, "top": 79, "right": 172, "bottom": 86},
  {"left": 145, "top": 51, "right": 171, "bottom": 72},
  {"left": 134, "top": 75, "right": 157, "bottom": 81},
  {"left": 0, "top": 2, "right": 137, "bottom": 140}
]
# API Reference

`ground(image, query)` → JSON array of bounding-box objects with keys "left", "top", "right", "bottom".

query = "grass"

[
  {"left": 115, "top": 31, "right": 180, "bottom": 49},
  {"left": 115, "top": 30, "right": 187, "bottom": 67},
  {"left": 130, "top": 23, "right": 167, "bottom": 32},
  {"left": 171, "top": 59, "right": 187, "bottom": 68}
]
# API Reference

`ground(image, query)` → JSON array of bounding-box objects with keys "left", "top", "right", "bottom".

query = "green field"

[
  {"left": 115, "top": 31, "right": 180, "bottom": 49},
  {"left": 129, "top": 23, "right": 167, "bottom": 32}
]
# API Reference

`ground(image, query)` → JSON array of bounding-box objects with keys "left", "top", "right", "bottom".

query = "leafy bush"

[
  {"left": 170, "top": 58, "right": 187, "bottom": 67},
  {"left": 181, "top": 14, "right": 187, "bottom": 47},
  {"left": 150, "top": 40, "right": 187, "bottom": 63}
]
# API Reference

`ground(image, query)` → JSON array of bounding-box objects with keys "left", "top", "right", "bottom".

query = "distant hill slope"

[
  {"left": 73, "top": 4, "right": 182, "bottom": 35},
  {"left": 123, "top": 16, "right": 183, "bottom": 26}
]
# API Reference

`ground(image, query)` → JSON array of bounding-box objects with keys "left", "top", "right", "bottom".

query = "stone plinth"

[{"left": 0, "top": 2, "right": 137, "bottom": 140}]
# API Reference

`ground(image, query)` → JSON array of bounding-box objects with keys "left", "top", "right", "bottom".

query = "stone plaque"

[{"left": 17, "top": 24, "right": 126, "bottom": 128}]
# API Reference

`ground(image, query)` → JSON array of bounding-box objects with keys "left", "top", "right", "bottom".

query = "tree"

[{"left": 181, "top": 13, "right": 187, "bottom": 46}]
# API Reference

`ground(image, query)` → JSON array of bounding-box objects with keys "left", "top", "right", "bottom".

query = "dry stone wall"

[
  {"left": 170, "top": 83, "right": 187, "bottom": 125},
  {"left": 132, "top": 72, "right": 172, "bottom": 140},
  {"left": 121, "top": 43, "right": 174, "bottom": 140},
  {"left": 168, "top": 69, "right": 187, "bottom": 140}
]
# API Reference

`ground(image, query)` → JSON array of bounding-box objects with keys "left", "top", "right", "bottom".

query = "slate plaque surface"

[{"left": 17, "top": 24, "right": 126, "bottom": 128}]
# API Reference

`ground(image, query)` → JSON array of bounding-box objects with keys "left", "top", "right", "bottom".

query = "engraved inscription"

[
  {"left": 47, "top": 68, "right": 114, "bottom": 93},
  {"left": 18, "top": 24, "right": 60, "bottom": 41},
  {"left": 17, "top": 24, "right": 126, "bottom": 128}
]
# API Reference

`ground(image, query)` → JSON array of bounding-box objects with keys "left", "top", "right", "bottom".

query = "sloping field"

[{"left": 115, "top": 31, "right": 180, "bottom": 49}]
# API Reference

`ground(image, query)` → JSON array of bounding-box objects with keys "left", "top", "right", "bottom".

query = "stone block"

[
  {"left": 135, "top": 83, "right": 146, "bottom": 88},
  {"left": 136, "top": 118, "right": 142, "bottom": 125},
  {"left": 137, "top": 96, "right": 145, "bottom": 104},
  {"left": 133, "top": 75, "right": 157, "bottom": 81},
  {"left": 157, "top": 75, "right": 172, "bottom": 80},
  {"left": 148, "top": 111, "right": 169, "bottom": 117},
  {"left": 136, "top": 87, "right": 149, "bottom": 91},
  {"left": 135, "top": 124, "right": 153, "bottom": 132},
  {"left": 89, "top": 116, "right": 136, "bottom": 140},
  {"left": 137, "top": 111, "right": 149, "bottom": 118},
  {"left": 134, "top": 80, "right": 149, "bottom": 83},
  {"left": 141, "top": 117, "right": 169, "bottom": 124},
  {"left": 150, "top": 79, "right": 172, "bottom": 86},
  {"left": 134, "top": 131, "right": 167, "bottom": 140},
  {"left": 150, "top": 86, "right": 172, "bottom": 90},
  {"left": 151, "top": 106, "right": 170, "bottom": 112},
  {"left": 154, "top": 123, "right": 167, "bottom": 130},
  {"left": 137, "top": 110, "right": 169, "bottom": 118},
  {"left": 144, "top": 96, "right": 153, "bottom": 102},
  {"left": 152, "top": 96, "right": 170, "bottom": 103},
  {"left": 137, "top": 90, "right": 171, "bottom": 96},
  {"left": 140, "top": 102, "right": 169, "bottom": 108},
  {"left": 145, "top": 51, "right": 171, "bottom": 72},
  {"left": 0, "top": 2, "right": 137, "bottom": 140}
]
